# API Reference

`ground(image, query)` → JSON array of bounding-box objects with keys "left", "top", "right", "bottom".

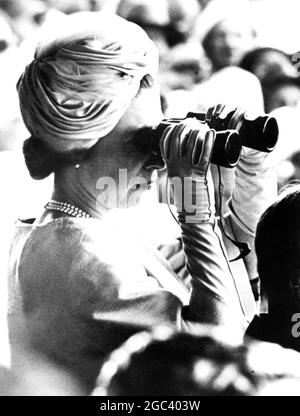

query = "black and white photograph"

[{"left": 0, "top": 0, "right": 300, "bottom": 402}]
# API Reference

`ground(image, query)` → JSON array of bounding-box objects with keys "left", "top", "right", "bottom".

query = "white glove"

[{"left": 160, "top": 118, "right": 216, "bottom": 223}]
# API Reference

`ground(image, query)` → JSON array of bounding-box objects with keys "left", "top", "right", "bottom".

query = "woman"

[{"left": 8, "top": 11, "right": 254, "bottom": 392}]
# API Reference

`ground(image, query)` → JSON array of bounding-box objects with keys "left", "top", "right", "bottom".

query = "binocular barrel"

[
  {"left": 187, "top": 109, "right": 279, "bottom": 153},
  {"left": 210, "top": 130, "right": 241, "bottom": 168},
  {"left": 151, "top": 120, "right": 242, "bottom": 169},
  {"left": 236, "top": 115, "right": 278, "bottom": 152}
]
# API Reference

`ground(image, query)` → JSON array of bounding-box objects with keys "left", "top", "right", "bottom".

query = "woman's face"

[{"left": 88, "top": 82, "right": 165, "bottom": 209}]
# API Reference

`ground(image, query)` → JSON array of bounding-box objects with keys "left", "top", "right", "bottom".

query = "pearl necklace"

[{"left": 45, "top": 200, "right": 91, "bottom": 218}]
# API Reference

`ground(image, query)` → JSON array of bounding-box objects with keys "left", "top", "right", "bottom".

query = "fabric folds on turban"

[{"left": 17, "top": 11, "right": 158, "bottom": 152}]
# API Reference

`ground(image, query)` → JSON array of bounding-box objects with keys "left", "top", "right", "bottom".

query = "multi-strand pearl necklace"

[{"left": 45, "top": 200, "right": 91, "bottom": 218}]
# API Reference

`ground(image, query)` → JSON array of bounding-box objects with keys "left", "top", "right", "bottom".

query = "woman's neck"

[{"left": 52, "top": 168, "right": 109, "bottom": 219}]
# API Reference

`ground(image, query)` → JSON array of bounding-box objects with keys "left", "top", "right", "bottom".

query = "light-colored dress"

[{"left": 8, "top": 209, "right": 248, "bottom": 391}]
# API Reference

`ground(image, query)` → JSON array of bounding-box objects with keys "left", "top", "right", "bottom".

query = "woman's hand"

[
  {"left": 159, "top": 119, "right": 216, "bottom": 179},
  {"left": 159, "top": 118, "right": 216, "bottom": 223},
  {"left": 205, "top": 103, "right": 228, "bottom": 122}
]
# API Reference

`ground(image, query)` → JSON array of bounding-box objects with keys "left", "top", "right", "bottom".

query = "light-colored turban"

[{"left": 17, "top": 11, "right": 158, "bottom": 152}]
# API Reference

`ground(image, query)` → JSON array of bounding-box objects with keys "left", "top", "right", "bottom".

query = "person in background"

[
  {"left": 239, "top": 47, "right": 299, "bottom": 112},
  {"left": 117, "top": 0, "right": 201, "bottom": 51},
  {"left": 117, "top": 0, "right": 172, "bottom": 58},
  {"left": 0, "top": 0, "right": 47, "bottom": 41},
  {"left": 246, "top": 184, "right": 300, "bottom": 353},
  {"left": 116, "top": 0, "right": 206, "bottom": 97},
  {"left": 158, "top": 40, "right": 211, "bottom": 95},
  {"left": 262, "top": 76, "right": 300, "bottom": 114},
  {"left": 277, "top": 150, "right": 300, "bottom": 189},
  {"left": 195, "top": 0, "right": 256, "bottom": 73},
  {"left": 166, "top": 0, "right": 263, "bottom": 117},
  {"left": 239, "top": 47, "right": 297, "bottom": 86},
  {"left": 93, "top": 325, "right": 300, "bottom": 396}
]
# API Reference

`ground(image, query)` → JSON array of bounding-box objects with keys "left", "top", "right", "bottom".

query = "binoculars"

[{"left": 139, "top": 108, "right": 278, "bottom": 168}]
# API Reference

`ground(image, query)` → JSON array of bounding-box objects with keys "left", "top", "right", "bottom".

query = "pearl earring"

[{"left": 75, "top": 164, "right": 80, "bottom": 169}]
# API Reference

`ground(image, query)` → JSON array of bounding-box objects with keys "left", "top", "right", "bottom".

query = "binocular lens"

[
  {"left": 187, "top": 110, "right": 279, "bottom": 154},
  {"left": 211, "top": 130, "right": 241, "bottom": 168},
  {"left": 238, "top": 115, "right": 279, "bottom": 153}
]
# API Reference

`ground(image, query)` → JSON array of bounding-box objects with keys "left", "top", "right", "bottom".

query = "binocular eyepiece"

[{"left": 133, "top": 109, "right": 279, "bottom": 169}]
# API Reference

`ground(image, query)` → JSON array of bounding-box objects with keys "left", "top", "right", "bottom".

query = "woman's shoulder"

[
  {"left": 16, "top": 216, "right": 104, "bottom": 237},
  {"left": 16, "top": 216, "right": 145, "bottom": 286},
  {"left": 13, "top": 216, "right": 156, "bottom": 315},
  {"left": 16, "top": 216, "right": 115, "bottom": 258}
]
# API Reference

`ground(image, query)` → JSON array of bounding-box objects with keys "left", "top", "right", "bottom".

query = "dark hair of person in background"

[
  {"left": 262, "top": 75, "right": 300, "bottom": 113},
  {"left": 97, "top": 330, "right": 261, "bottom": 396},
  {"left": 117, "top": 0, "right": 201, "bottom": 48},
  {"left": 246, "top": 185, "right": 300, "bottom": 353},
  {"left": 239, "top": 47, "right": 297, "bottom": 84}
]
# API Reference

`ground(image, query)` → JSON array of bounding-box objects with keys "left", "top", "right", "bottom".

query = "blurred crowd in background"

[{"left": 1, "top": 0, "right": 300, "bottom": 396}]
